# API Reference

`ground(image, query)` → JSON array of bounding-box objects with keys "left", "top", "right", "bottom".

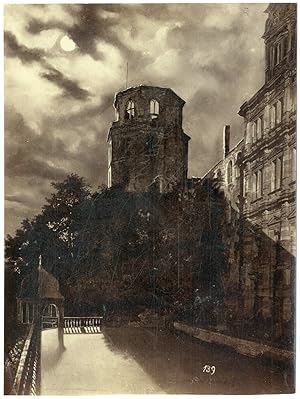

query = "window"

[
  {"left": 270, "top": 105, "right": 276, "bottom": 128},
  {"left": 276, "top": 42, "right": 281, "bottom": 65},
  {"left": 21, "top": 302, "right": 35, "bottom": 324},
  {"left": 45, "top": 304, "right": 58, "bottom": 317},
  {"left": 227, "top": 161, "right": 233, "bottom": 184},
  {"left": 252, "top": 172, "right": 257, "bottom": 195},
  {"left": 270, "top": 161, "right": 276, "bottom": 191},
  {"left": 270, "top": 35, "right": 289, "bottom": 69},
  {"left": 275, "top": 157, "right": 283, "bottom": 189},
  {"left": 257, "top": 169, "right": 263, "bottom": 197},
  {"left": 150, "top": 99, "right": 159, "bottom": 119},
  {"left": 276, "top": 99, "right": 282, "bottom": 124},
  {"left": 252, "top": 122, "right": 257, "bottom": 143},
  {"left": 271, "top": 157, "right": 283, "bottom": 191},
  {"left": 246, "top": 122, "right": 252, "bottom": 144},
  {"left": 253, "top": 169, "right": 263, "bottom": 199},
  {"left": 257, "top": 117, "right": 262, "bottom": 139},
  {"left": 263, "top": 108, "right": 268, "bottom": 132},
  {"left": 270, "top": 99, "right": 283, "bottom": 128},
  {"left": 251, "top": 117, "right": 263, "bottom": 142},
  {"left": 125, "top": 100, "right": 135, "bottom": 120},
  {"left": 290, "top": 84, "right": 296, "bottom": 112}
]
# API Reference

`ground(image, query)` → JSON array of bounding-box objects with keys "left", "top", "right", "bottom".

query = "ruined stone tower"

[{"left": 107, "top": 85, "right": 190, "bottom": 192}]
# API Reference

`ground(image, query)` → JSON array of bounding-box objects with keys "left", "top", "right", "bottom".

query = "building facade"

[
  {"left": 202, "top": 3, "right": 296, "bottom": 342},
  {"left": 107, "top": 3, "right": 296, "bottom": 344}
]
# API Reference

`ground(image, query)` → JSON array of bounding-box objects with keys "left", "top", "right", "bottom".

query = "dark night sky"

[{"left": 4, "top": 3, "right": 267, "bottom": 235}]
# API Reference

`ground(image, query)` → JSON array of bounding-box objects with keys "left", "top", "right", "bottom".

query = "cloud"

[
  {"left": 4, "top": 30, "right": 45, "bottom": 63},
  {"left": 5, "top": 106, "right": 69, "bottom": 180},
  {"left": 5, "top": 31, "right": 91, "bottom": 101},
  {"left": 5, "top": 3, "right": 268, "bottom": 235},
  {"left": 26, "top": 5, "right": 122, "bottom": 61},
  {"left": 26, "top": 17, "right": 67, "bottom": 35},
  {"left": 40, "top": 66, "right": 91, "bottom": 101},
  {"left": 25, "top": 4, "right": 153, "bottom": 65}
]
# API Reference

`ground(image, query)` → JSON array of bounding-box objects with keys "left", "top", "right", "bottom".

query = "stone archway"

[{"left": 42, "top": 303, "right": 59, "bottom": 328}]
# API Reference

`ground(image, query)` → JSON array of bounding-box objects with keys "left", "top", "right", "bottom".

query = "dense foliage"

[{"left": 5, "top": 174, "right": 228, "bottom": 324}]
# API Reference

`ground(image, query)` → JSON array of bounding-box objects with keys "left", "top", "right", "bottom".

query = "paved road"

[{"left": 41, "top": 326, "right": 294, "bottom": 395}]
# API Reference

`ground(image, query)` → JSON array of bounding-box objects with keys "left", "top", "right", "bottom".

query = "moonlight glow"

[{"left": 60, "top": 35, "right": 76, "bottom": 52}]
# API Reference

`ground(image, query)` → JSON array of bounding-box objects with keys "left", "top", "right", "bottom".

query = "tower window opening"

[
  {"left": 150, "top": 99, "right": 159, "bottom": 119},
  {"left": 125, "top": 100, "right": 135, "bottom": 120}
]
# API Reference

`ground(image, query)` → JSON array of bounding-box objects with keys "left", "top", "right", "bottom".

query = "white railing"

[
  {"left": 42, "top": 317, "right": 58, "bottom": 329},
  {"left": 10, "top": 323, "right": 41, "bottom": 395},
  {"left": 64, "top": 317, "right": 103, "bottom": 334}
]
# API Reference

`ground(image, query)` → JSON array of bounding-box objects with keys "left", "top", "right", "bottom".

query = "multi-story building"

[
  {"left": 202, "top": 3, "right": 296, "bottom": 342},
  {"left": 107, "top": 3, "right": 296, "bottom": 344}
]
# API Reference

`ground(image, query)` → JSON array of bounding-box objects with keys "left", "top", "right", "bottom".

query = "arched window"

[
  {"left": 125, "top": 100, "right": 135, "bottom": 120},
  {"left": 150, "top": 99, "right": 159, "bottom": 119},
  {"left": 43, "top": 304, "right": 58, "bottom": 318},
  {"left": 227, "top": 160, "right": 233, "bottom": 184}
]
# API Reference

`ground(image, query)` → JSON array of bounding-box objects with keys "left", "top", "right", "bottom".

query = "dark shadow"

[{"left": 102, "top": 326, "right": 294, "bottom": 394}]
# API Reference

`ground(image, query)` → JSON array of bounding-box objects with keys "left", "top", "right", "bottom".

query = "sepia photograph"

[{"left": 4, "top": 2, "right": 296, "bottom": 395}]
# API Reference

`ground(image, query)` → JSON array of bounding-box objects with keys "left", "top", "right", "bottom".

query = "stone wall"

[{"left": 108, "top": 86, "right": 190, "bottom": 193}]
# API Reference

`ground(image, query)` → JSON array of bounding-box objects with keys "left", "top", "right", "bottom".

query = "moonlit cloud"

[{"left": 4, "top": 3, "right": 267, "bottom": 235}]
